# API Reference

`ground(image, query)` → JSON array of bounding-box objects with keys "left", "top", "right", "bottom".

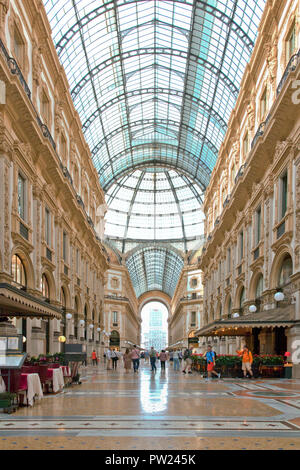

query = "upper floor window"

[
  {"left": 13, "top": 27, "right": 25, "bottom": 69},
  {"left": 17, "top": 173, "right": 26, "bottom": 221},
  {"left": 41, "top": 90, "right": 50, "bottom": 125},
  {"left": 230, "top": 163, "right": 236, "bottom": 187},
  {"left": 239, "top": 230, "right": 244, "bottom": 262},
  {"left": 286, "top": 22, "right": 296, "bottom": 63},
  {"left": 243, "top": 132, "right": 249, "bottom": 158},
  {"left": 227, "top": 247, "right": 231, "bottom": 274},
  {"left": 45, "top": 207, "right": 51, "bottom": 246},
  {"left": 63, "top": 231, "right": 68, "bottom": 262},
  {"left": 260, "top": 88, "right": 268, "bottom": 120},
  {"left": 191, "top": 311, "right": 196, "bottom": 326},
  {"left": 12, "top": 254, "right": 26, "bottom": 287},
  {"left": 113, "top": 311, "right": 118, "bottom": 324},
  {"left": 255, "top": 206, "right": 262, "bottom": 245},
  {"left": 191, "top": 278, "right": 198, "bottom": 288},
  {"left": 279, "top": 172, "right": 288, "bottom": 220},
  {"left": 76, "top": 249, "right": 80, "bottom": 274}
]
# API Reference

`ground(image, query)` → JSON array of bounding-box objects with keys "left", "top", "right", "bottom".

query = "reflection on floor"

[{"left": 1, "top": 362, "right": 300, "bottom": 450}]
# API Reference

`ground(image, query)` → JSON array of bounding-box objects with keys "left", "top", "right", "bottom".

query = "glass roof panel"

[
  {"left": 44, "top": 0, "right": 265, "bottom": 190},
  {"left": 43, "top": 0, "right": 266, "bottom": 297}
]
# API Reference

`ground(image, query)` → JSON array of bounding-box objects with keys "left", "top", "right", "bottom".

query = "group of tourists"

[{"left": 90, "top": 344, "right": 254, "bottom": 378}]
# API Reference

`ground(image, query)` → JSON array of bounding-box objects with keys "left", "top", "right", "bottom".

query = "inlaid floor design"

[{"left": 1, "top": 363, "right": 300, "bottom": 449}]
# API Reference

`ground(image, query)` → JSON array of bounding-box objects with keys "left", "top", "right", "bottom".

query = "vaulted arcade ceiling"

[{"left": 44, "top": 0, "right": 266, "bottom": 298}]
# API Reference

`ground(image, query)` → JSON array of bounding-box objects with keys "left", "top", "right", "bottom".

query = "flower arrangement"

[{"left": 192, "top": 354, "right": 284, "bottom": 367}]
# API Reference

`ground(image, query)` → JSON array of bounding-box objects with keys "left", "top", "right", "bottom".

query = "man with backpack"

[
  {"left": 203, "top": 345, "right": 220, "bottom": 380},
  {"left": 149, "top": 346, "right": 157, "bottom": 372},
  {"left": 182, "top": 348, "right": 193, "bottom": 374}
]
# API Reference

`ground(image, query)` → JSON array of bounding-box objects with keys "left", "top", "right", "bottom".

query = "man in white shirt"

[{"left": 106, "top": 348, "right": 112, "bottom": 370}]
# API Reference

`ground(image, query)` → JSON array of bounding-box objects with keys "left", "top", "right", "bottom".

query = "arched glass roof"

[
  {"left": 44, "top": 0, "right": 266, "bottom": 298},
  {"left": 126, "top": 245, "right": 184, "bottom": 298},
  {"left": 105, "top": 168, "right": 205, "bottom": 253},
  {"left": 44, "top": 0, "right": 265, "bottom": 190}
]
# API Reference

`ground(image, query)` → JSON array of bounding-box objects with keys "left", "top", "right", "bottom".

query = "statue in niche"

[
  {"left": 266, "top": 39, "right": 278, "bottom": 94},
  {"left": 32, "top": 41, "right": 42, "bottom": 85}
]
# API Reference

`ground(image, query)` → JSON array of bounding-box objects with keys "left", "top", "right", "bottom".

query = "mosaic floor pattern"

[{"left": 1, "top": 363, "right": 300, "bottom": 450}]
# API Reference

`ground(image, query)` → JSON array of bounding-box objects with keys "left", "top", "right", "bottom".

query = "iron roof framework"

[{"left": 44, "top": 0, "right": 266, "bottom": 298}]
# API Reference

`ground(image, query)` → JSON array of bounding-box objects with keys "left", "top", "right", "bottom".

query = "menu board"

[
  {"left": 0, "top": 337, "right": 7, "bottom": 351},
  {"left": 0, "top": 354, "right": 26, "bottom": 368},
  {"left": 7, "top": 337, "right": 19, "bottom": 350}
]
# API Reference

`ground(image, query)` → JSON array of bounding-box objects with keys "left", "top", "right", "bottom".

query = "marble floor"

[{"left": 1, "top": 362, "right": 300, "bottom": 450}]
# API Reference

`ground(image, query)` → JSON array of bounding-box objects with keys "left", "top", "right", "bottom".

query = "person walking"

[
  {"left": 159, "top": 350, "right": 168, "bottom": 371},
  {"left": 182, "top": 348, "right": 193, "bottom": 374},
  {"left": 173, "top": 349, "right": 180, "bottom": 371},
  {"left": 111, "top": 349, "right": 119, "bottom": 370},
  {"left": 203, "top": 345, "right": 220, "bottom": 380},
  {"left": 91, "top": 350, "right": 98, "bottom": 366},
  {"left": 237, "top": 345, "right": 254, "bottom": 378},
  {"left": 131, "top": 345, "right": 140, "bottom": 373},
  {"left": 149, "top": 347, "right": 157, "bottom": 372},
  {"left": 144, "top": 350, "right": 150, "bottom": 364},
  {"left": 123, "top": 348, "right": 132, "bottom": 374},
  {"left": 178, "top": 350, "right": 183, "bottom": 366},
  {"left": 106, "top": 348, "right": 112, "bottom": 370}
]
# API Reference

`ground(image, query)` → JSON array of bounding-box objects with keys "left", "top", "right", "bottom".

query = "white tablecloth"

[
  {"left": 51, "top": 368, "right": 64, "bottom": 392},
  {"left": 0, "top": 376, "right": 5, "bottom": 392},
  {"left": 60, "top": 366, "right": 71, "bottom": 377},
  {"left": 25, "top": 373, "right": 43, "bottom": 406}
]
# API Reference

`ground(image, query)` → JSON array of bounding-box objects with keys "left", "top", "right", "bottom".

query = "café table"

[
  {"left": 47, "top": 367, "right": 64, "bottom": 393},
  {"left": 20, "top": 373, "right": 43, "bottom": 406}
]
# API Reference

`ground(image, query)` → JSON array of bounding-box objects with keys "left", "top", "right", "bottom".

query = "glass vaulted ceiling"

[{"left": 44, "top": 0, "right": 266, "bottom": 298}]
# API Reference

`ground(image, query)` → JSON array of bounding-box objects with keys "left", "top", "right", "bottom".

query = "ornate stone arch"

[
  {"left": 224, "top": 293, "right": 232, "bottom": 317},
  {"left": 249, "top": 269, "right": 264, "bottom": 300},
  {"left": 41, "top": 269, "right": 56, "bottom": 301},
  {"left": 11, "top": 246, "right": 35, "bottom": 289},
  {"left": 270, "top": 246, "right": 293, "bottom": 289},
  {"left": 74, "top": 294, "right": 82, "bottom": 316},
  {"left": 60, "top": 283, "right": 71, "bottom": 309},
  {"left": 216, "top": 299, "right": 222, "bottom": 320},
  {"left": 234, "top": 283, "right": 245, "bottom": 309}
]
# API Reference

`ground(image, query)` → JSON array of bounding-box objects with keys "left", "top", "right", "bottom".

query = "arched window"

[
  {"left": 239, "top": 287, "right": 245, "bottom": 309},
  {"left": 109, "top": 330, "right": 120, "bottom": 348},
  {"left": 239, "top": 287, "right": 245, "bottom": 313},
  {"left": 84, "top": 305, "right": 88, "bottom": 340},
  {"left": 278, "top": 255, "right": 293, "bottom": 287},
  {"left": 60, "top": 287, "right": 66, "bottom": 308},
  {"left": 227, "top": 296, "right": 232, "bottom": 317},
  {"left": 41, "top": 274, "right": 50, "bottom": 299},
  {"left": 74, "top": 296, "right": 79, "bottom": 339},
  {"left": 11, "top": 254, "right": 26, "bottom": 286},
  {"left": 255, "top": 274, "right": 264, "bottom": 299}
]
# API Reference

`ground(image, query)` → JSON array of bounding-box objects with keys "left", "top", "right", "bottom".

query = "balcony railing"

[
  {"left": 277, "top": 49, "right": 300, "bottom": 96},
  {"left": 234, "top": 164, "right": 246, "bottom": 184}
]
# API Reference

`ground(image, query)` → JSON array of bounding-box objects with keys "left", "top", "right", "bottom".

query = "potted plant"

[{"left": 0, "top": 392, "right": 18, "bottom": 413}]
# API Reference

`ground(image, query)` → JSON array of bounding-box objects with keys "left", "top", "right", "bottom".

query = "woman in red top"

[{"left": 91, "top": 350, "right": 98, "bottom": 366}]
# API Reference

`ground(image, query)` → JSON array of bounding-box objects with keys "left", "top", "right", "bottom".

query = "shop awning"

[
  {"left": 195, "top": 305, "right": 298, "bottom": 337},
  {"left": 0, "top": 283, "right": 62, "bottom": 320}
]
